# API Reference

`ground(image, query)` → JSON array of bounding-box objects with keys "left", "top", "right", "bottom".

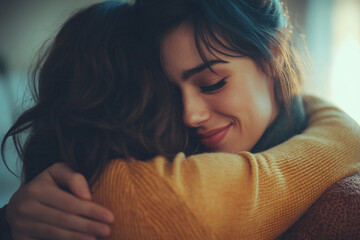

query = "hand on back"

[{"left": 6, "top": 163, "right": 114, "bottom": 240}]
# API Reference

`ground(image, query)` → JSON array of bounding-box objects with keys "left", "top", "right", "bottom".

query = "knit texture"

[{"left": 92, "top": 95, "right": 360, "bottom": 240}]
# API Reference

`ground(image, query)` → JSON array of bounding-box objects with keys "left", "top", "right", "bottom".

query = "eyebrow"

[{"left": 181, "top": 59, "right": 228, "bottom": 80}]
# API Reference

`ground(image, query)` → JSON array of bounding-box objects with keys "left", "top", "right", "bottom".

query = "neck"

[{"left": 251, "top": 95, "right": 307, "bottom": 153}]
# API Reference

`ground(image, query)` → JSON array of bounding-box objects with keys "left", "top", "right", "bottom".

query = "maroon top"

[{"left": 279, "top": 172, "right": 360, "bottom": 239}]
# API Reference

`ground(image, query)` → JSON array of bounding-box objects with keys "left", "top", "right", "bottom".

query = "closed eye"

[{"left": 200, "top": 78, "right": 227, "bottom": 94}]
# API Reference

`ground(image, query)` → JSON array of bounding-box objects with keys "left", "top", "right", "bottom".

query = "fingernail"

[
  {"left": 104, "top": 212, "right": 115, "bottom": 223},
  {"left": 80, "top": 189, "right": 92, "bottom": 200},
  {"left": 81, "top": 236, "right": 96, "bottom": 240},
  {"left": 98, "top": 225, "right": 111, "bottom": 236}
]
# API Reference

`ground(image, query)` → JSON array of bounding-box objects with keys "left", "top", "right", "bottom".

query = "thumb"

[{"left": 42, "top": 162, "right": 92, "bottom": 200}]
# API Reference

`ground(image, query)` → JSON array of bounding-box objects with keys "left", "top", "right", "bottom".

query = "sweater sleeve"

[{"left": 92, "top": 95, "right": 360, "bottom": 240}]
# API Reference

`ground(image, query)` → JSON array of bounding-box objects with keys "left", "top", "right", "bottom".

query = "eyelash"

[{"left": 200, "top": 78, "right": 227, "bottom": 93}]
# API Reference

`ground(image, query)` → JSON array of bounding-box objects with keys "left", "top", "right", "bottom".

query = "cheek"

[
  {"left": 207, "top": 88, "right": 246, "bottom": 115},
  {"left": 253, "top": 81, "right": 278, "bottom": 125},
  {"left": 231, "top": 79, "right": 275, "bottom": 128},
  {"left": 256, "top": 97, "right": 274, "bottom": 121}
]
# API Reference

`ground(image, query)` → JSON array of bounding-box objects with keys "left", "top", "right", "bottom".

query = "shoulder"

[{"left": 91, "top": 157, "right": 218, "bottom": 240}]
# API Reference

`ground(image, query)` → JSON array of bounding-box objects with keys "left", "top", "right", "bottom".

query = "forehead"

[
  {"left": 160, "top": 21, "right": 244, "bottom": 82},
  {"left": 160, "top": 22, "right": 202, "bottom": 80}
]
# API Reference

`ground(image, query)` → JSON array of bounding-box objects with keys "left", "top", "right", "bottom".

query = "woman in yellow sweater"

[{"left": 2, "top": 1, "right": 360, "bottom": 240}]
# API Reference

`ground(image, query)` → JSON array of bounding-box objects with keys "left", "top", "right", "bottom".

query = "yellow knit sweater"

[{"left": 92, "top": 96, "right": 360, "bottom": 240}]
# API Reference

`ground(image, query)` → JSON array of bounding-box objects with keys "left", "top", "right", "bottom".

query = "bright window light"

[{"left": 330, "top": 0, "right": 360, "bottom": 124}]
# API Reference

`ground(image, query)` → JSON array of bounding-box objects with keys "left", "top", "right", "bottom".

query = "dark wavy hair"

[
  {"left": 1, "top": 1, "right": 190, "bottom": 186},
  {"left": 137, "top": 0, "right": 307, "bottom": 111}
]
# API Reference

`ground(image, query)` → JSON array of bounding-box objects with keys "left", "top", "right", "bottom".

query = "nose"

[{"left": 182, "top": 89, "right": 211, "bottom": 128}]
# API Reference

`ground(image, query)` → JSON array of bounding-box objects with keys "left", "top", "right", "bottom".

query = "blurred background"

[{"left": 1, "top": 0, "right": 359, "bottom": 207}]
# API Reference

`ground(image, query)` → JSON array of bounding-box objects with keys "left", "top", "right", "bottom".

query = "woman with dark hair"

[
  {"left": 2, "top": 0, "right": 360, "bottom": 239},
  {"left": 141, "top": 0, "right": 309, "bottom": 154},
  {"left": 2, "top": 1, "right": 189, "bottom": 239},
  {"left": 2, "top": 1, "right": 187, "bottom": 186}
]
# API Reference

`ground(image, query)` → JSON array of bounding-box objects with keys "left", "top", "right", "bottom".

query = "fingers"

[
  {"left": 6, "top": 162, "right": 115, "bottom": 240},
  {"left": 8, "top": 183, "right": 112, "bottom": 239},
  {"left": 32, "top": 180, "right": 114, "bottom": 223},
  {"left": 25, "top": 201, "right": 111, "bottom": 237},
  {"left": 11, "top": 233, "right": 37, "bottom": 240},
  {"left": 44, "top": 163, "right": 92, "bottom": 200},
  {"left": 12, "top": 220, "right": 96, "bottom": 240},
  {"left": 33, "top": 163, "right": 114, "bottom": 223}
]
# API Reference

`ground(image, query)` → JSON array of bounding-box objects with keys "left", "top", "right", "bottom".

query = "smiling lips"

[{"left": 199, "top": 124, "right": 232, "bottom": 149}]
